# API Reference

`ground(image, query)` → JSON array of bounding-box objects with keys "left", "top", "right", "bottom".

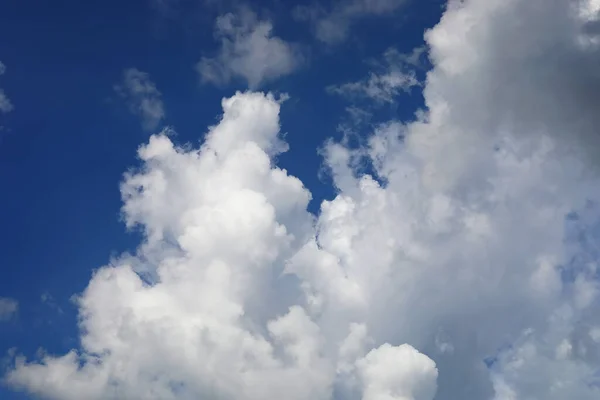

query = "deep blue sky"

[{"left": 0, "top": 1, "right": 443, "bottom": 398}]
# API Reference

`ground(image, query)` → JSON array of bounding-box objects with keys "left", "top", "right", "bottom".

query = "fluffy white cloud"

[
  {"left": 0, "top": 61, "right": 13, "bottom": 114},
  {"left": 294, "top": 0, "right": 406, "bottom": 44},
  {"left": 5, "top": 0, "right": 600, "bottom": 399},
  {"left": 198, "top": 8, "right": 303, "bottom": 88},
  {"left": 4, "top": 91, "right": 437, "bottom": 400},
  {"left": 357, "top": 344, "right": 438, "bottom": 400},
  {"left": 115, "top": 68, "right": 165, "bottom": 132},
  {"left": 0, "top": 297, "right": 18, "bottom": 321},
  {"left": 327, "top": 47, "right": 423, "bottom": 103}
]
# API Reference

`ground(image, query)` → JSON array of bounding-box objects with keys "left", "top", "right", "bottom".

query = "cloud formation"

[
  {"left": 5, "top": 90, "right": 437, "bottom": 400},
  {"left": 197, "top": 8, "right": 304, "bottom": 89},
  {"left": 0, "top": 61, "right": 14, "bottom": 114},
  {"left": 327, "top": 47, "right": 423, "bottom": 103},
  {"left": 0, "top": 297, "right": 18, "bottom": 321},
  {"left": 5, "top": 1, "right": 600, "bottom": 399},
  {"left": 294, "top": 0, "right": 407, "bottom": 44},
  {"left": 115, "top": 68, "right": 165, "bottom": 132}
]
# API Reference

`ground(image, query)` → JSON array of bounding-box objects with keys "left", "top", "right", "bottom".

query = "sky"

[{"left": 1, "top": 0, "right": 600, "bottom": 399}]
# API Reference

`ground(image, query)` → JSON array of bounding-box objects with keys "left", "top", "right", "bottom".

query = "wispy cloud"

[
  {"left": 0, "top": 61, "right": 14, "bottom": 114},
  {"left": 327, "top": 46, "right": 424, "bottom": 103},
  {"left": 41, "top": 292, "right": 64, "bottom": 315},
  {"left": 294, "top": 0, "right": 407, "bottom": 44},
  {"left": 114, "top": 68, "right": 165, "bottom": 132}
]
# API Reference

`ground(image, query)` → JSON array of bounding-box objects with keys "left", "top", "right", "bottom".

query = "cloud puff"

[
  {"left": 115, "top": 68, "right": 165, "bottom": 132},
  {"left": 5, "top": 1, "right": 600, "bottom": 399},
  {"left": 0, "top": 297, "right": 18, "bottom": 321},
  {"left": 294, "top": 0, "right": 407, "bottom": 44},
  {"left": 357, "top": 344, "right": 438, "bottom": 400},
  {"left": 0, "top": 61, "right": 14, "bottom": 114},
  {"left": 0, "top": 91, "right": 12, "bottom": 114},
  {"left": 197, "top": 8, "right": 304, "bottom": 89},
  {"left": 327, "top": 47, "right": 423, "bottom": 103}
]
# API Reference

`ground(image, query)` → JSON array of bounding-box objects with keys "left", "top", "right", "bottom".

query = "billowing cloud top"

[{"left": 5, "top": 0, "right": 600, "bottom": 399}]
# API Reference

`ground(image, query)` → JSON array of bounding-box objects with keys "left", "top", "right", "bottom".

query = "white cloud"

[
  {"left": 115, "top": 68, "right": 165, "bottom": 132},
  {"left": 327, "top": 47, "right": 422, "bottom": 103},
  {"left": 5, "top": 0, "right": 600, "bottom": 399},
  {"left": 3, "top": 91, "right": 437, "bottom": 400},
  {"left": 0, "top": 61, "right": 13, "bottom": 114},
  {"left": 0, "top": 297, "right": 18, "bottom": 321},
  {"left": 357, "top": 344, "right": 438, "bottom": 400},
  {"left": 197, "top": 8, "right": 303, "bottom": 89},
  {"left": 294, "top": 0, "right": 407, "bottom": 44}
]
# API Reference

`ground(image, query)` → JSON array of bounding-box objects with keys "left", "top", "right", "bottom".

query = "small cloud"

[
  {"left": 114, "top": 68, "right": 165, "bottom": 132},
  {"left": 387, "top": 45, "right": 428, "bottom": 68},
  {"left": 0, "top": 61, "right": 14, "bottom": 114},
  {"left": 0, "top": 90, "right": 13, "bottom": 113},
  {"left": 197, "top": 7, "right": 304, "bottom": 88},
  {"left": 0, "top": 297, "right": 18, "bottom": 321},
  {"left": 150, "top": 0, "right": 177, "bottom": 12},
  {"left": 327, "top": 46, "right": 422, "bottom": 103},
  {"left": 335, "top": 105, "right": 373, "bottom": 138},
  {"left": 294, "top": 0, "right": 407, "bottom": 45},
  {"left": 345, "top": 105, "right": 372, "bottom": 124},
  {"left": 40, "top": 292, "right": 64, "bottom": 315}
]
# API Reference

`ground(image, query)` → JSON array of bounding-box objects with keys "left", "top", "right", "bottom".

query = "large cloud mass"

[{"left": 5, "top": 0, "right": 600, "bottom": 399}]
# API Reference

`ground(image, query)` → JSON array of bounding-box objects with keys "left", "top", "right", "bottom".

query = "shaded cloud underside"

[{"left": 5, "top": 1, "right": 600, "bottom": 399}]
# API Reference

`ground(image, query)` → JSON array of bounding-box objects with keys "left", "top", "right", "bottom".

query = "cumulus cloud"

[
  {"left": 197, "top": 8, "right": 303, "bottom": 88},
  {"left": 5, "top": 1, "right": 600, "bottom": 399},
  {"left": 294, "top": 0, "right": 407, "bottom": 44},
  {"left": 0, "top": 297, "right": 18, "bottom": 321},
  {"left": 115, "top": 68, "right": 165, "bottom": 132},
  {"left": 0, "top": 61, "right": 14, "bottom": 114},
  {"left": 3, "top": 91, "right": 437, "bottom": 400},
  {"left": 327, "top": 47, "right": 423, "bottom": 103}
]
